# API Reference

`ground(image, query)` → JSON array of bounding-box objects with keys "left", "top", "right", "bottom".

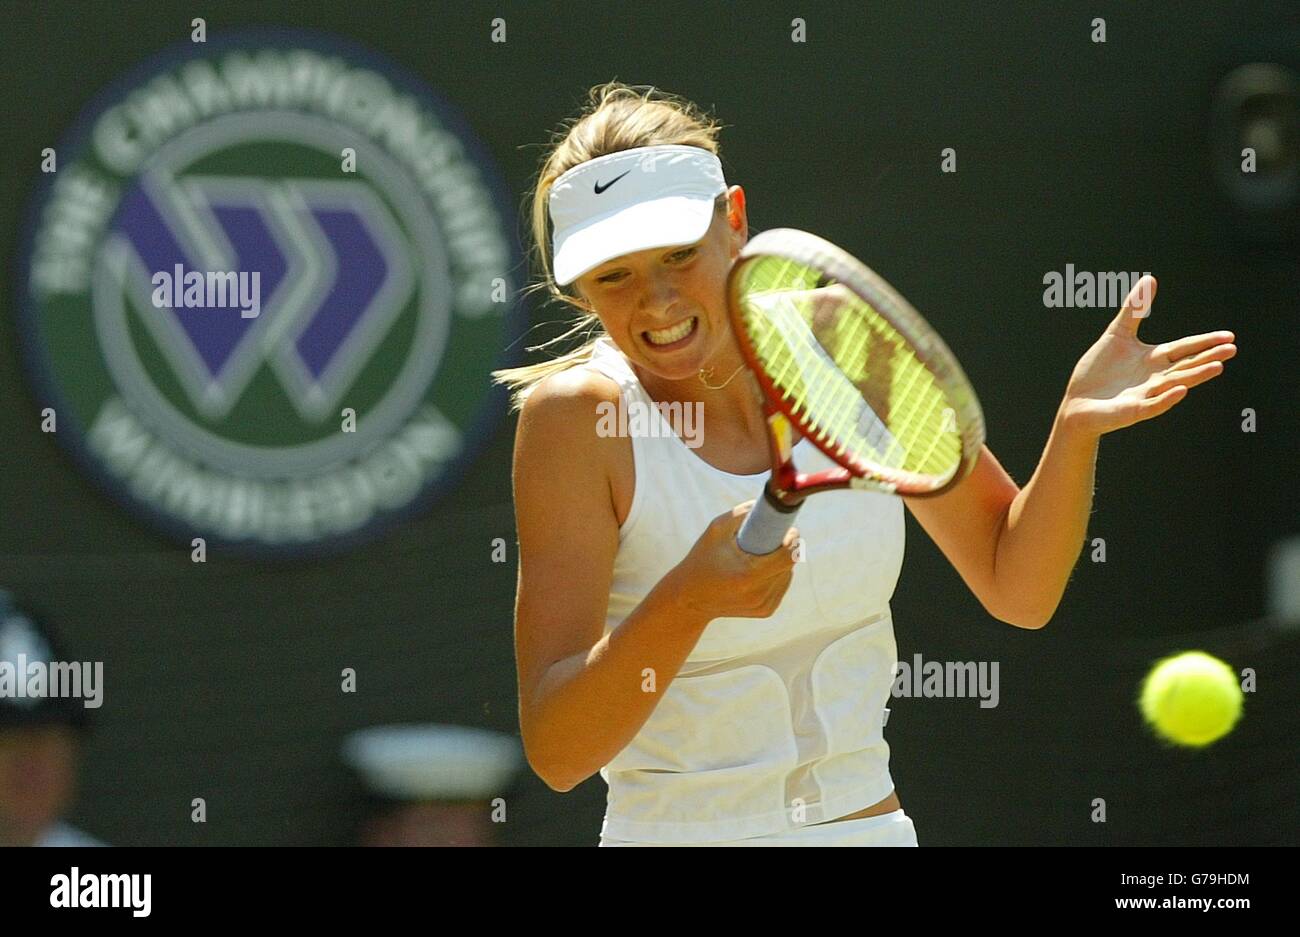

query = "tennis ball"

[{"left": 1139, "top": 651, "right": 1243, "bottom": 748}]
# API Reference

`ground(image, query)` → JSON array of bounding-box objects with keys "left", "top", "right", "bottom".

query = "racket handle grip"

[{"left": 737, "top": 488, "right": 802, "bottom": 555}]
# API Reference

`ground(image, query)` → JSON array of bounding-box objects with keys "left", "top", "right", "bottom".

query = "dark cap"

[{"left": 0, "top": 590, "right": 93, "bottom": 735}]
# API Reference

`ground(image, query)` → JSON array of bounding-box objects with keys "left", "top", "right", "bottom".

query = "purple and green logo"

[{"left": 19, "top": 34, "right": 524, "bottom": 557}]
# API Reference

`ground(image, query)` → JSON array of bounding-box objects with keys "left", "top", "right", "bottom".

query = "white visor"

[{"left": 548, "top": 144, "right": 727, "bottom": 286}]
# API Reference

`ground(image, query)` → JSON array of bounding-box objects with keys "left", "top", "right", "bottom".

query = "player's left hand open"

[{"left": 1058, "top": 275, "right": 1236, "bottom": 436}]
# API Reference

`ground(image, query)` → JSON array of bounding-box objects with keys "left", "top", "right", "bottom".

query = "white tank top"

[{"left": 580, "top": 337, "right": 907, "bottom": 843}]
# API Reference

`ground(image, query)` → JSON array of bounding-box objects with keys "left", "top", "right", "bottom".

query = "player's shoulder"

[
  {"left": 519, "top": 363, "right": 621, "bottom": 432},
  {"left": 514, "top": 363, "right": 626, "bottom": 493}
]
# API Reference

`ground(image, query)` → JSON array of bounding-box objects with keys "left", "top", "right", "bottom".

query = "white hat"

[
  {"left": 342, "top": 724, "right": 522, "bottom": 802},
  {"left": 548, "top": 144, "right": 727, "bottom": 286}
]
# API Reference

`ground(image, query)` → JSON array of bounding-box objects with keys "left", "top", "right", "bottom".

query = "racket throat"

[
  {"left": 762, "top": 411, "right": 854, "bottom": 505},
  {"left": 763, "top": 411, "right": 802, "bottom": 506},
  {"left": 762, "top": 480, "right": 806, "bottom": 512},
  {"left": 769, "top": 467, "right": 858, "bottom": 505}
]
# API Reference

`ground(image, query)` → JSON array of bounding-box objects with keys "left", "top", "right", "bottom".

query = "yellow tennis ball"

[{"left": 1139, "top": 651, "right": 1243, "bottom": 747}]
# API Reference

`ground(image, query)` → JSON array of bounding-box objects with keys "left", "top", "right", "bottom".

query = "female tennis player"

[{"left": 496, "top": 82, "right": 1236, "bottom": 846}]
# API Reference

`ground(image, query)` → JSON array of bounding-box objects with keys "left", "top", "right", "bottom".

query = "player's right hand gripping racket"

[{"left": 730, "top": 229, "right": 986, "bottom": 555}]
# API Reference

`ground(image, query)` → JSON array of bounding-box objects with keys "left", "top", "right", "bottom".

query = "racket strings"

[{"left": 738, "top": 255, "right": 963, "bottom": 479}]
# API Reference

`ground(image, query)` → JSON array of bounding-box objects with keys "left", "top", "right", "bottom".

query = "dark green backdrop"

[{"left": 1, "top": 0, "right": 1296, "bottom": 845}]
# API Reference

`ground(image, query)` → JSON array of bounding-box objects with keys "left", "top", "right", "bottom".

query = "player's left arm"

[
  {"left": 906, "top": 428, "right": 1100, "bottom": 631},
  {"left": 903, "top": 443, "right": 1032, "bottom": 629},
  {"left": 905, "top": 276, "right": 1235, "bottom": 631}
]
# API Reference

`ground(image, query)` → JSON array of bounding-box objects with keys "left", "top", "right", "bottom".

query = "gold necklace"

[{"left": 698, "top": 363, "right": 746, "bottom": 390}]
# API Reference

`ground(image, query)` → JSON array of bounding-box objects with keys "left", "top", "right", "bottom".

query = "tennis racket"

[{"left": 729, "top": 229, "right": 985, "bottom": 555}]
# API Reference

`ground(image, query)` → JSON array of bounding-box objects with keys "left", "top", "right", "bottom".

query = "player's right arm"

[{"left": 512, "top": 369, "right": 797, "bottom": 792}]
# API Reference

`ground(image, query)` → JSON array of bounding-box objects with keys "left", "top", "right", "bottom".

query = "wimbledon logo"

[{"left": 19, "top": 36, "right": 524, "bottom": 556}]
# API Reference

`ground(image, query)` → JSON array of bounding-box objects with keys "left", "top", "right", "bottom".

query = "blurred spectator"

[
  {"left": 343, "top": 724, "right": 521, "bottom": 846},
  {"left": 0, "top": 590, "right": 105, "bottom": 847}
]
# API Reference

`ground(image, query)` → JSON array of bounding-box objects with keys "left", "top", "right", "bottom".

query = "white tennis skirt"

[{"left": 599, "top": 808, "right": 919, "bottom": 847}]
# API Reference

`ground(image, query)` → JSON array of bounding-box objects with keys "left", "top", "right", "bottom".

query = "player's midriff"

[{"left": 821, "top": 789, "right": 901, "bottom": 824}]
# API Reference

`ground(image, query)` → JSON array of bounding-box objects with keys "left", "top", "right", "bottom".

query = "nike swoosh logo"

[{"left": 594, "top": 170, "right": 632, "bottom": 194}]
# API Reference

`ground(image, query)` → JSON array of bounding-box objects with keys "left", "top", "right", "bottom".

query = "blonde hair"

[{"left": 492, "top": 81, "right": 727, "bottom": 410}]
